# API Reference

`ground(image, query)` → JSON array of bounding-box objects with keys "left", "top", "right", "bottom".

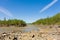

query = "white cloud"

[
  {"left": 40, "top": 0, "right": 58, "bottom": 13},
  {"left": 0, "top": 7, "right": 13, "bottom": 17}
]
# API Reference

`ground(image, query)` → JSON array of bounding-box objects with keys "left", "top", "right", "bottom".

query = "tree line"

[
  {"left": 33, "top": 13, "right": 60, "bottom": 25},
  {"left": 0, "top": 18, "right": 26, "bottom": 27}
]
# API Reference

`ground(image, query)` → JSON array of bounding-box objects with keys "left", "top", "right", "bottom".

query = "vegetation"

[
  {"left": 33, "top": 13, "right": 60, "bottom": 25},
  {"left": 0, "top": 18, "right": 26, "bottom": 27},
  {"left": 0, "top": 13, "right": 60, "bottom": 27}
]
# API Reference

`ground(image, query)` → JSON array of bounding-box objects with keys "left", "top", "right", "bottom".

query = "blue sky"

[{"left": 0, "top": 0, "right": 60, "bottom": 23}]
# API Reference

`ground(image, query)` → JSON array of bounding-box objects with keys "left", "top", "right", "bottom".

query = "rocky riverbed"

[{"left": 0, "top": 25, "right": 60, "bottom": 40}]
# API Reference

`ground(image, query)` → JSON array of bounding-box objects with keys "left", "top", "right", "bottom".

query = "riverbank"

[{"left": 0, "top": 25, "right": 60, "bottom": 40}]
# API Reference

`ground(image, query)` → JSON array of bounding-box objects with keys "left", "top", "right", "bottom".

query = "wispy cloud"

[
  {"left": 0, "top": 7, "right": 13, "bottom": 17},
  {"left": 40, "top": 0, "right": 58, "bottom": 13}
]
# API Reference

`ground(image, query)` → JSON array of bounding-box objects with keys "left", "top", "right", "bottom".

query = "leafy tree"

[
  {"left": 0, "top": 18, "right": 26, "bottom": 27},
  {"left": 33, "top": 13, "right": 60, "bottom": 25}
]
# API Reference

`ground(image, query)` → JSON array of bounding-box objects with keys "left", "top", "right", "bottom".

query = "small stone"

[
  {"left": 32, "top": 35, "right": 35, "bottom": 38},
  {"left": 13, "top": 37, "right": 17, "bottom": 40}
]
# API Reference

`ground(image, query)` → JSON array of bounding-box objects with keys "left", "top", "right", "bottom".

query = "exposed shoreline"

[{"left": 0, "top": 25, "right": 60, "bottom": 40}]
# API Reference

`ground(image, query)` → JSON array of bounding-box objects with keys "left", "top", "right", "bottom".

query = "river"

[{"left": 0, "top": 25, "right": 39, "bottom": 33}]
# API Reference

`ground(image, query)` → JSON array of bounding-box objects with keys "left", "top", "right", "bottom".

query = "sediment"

[{"left": 0, "top": 25, "right": 60, "bottom": 40}]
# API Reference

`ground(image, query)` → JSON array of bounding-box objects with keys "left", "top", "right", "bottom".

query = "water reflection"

[{"left": 22, "top": 25, "right": 39, "bottom": 32}]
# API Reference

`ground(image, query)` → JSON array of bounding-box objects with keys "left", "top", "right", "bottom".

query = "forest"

[
  {"left": 33, "top": 13, "right": 60, "bottom": 25},
  {"left": 0, "top": 18, "right": 26, "bottom": 27}
]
